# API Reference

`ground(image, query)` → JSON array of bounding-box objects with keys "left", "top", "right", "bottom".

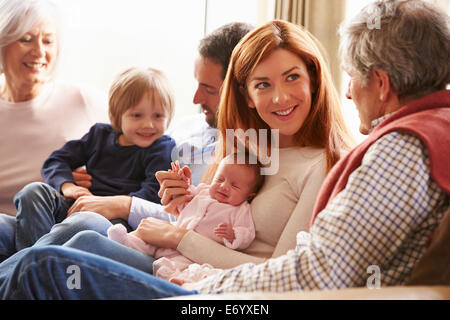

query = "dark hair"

[
  {"left": 198, "top": 22, "right": 254, "bottom": 79},
  {"left": 222, "top": 151, "right": 265, "bottom": 195}
]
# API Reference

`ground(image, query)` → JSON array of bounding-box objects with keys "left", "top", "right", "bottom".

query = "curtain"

[{"left": 274, "top": 0, "right": 346, "bottom": 95}]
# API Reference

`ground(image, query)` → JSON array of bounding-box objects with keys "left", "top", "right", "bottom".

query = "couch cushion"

[{"left": 407, "top": 206, "right": 450, "bottom": 286}]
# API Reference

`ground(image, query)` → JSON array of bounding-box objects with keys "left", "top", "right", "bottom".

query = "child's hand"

[
  {"left": 214, "top": 223, "right": 235, "bottom": 243},
  {"left": 61, "top": 182, "right": 93, "bottom": 199}
]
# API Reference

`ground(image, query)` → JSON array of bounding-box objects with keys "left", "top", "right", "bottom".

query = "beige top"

[
  {"left": 177, "top": 146, "right": 327, "bottom": 269},
  {"left": 0, "top": 81, "right": 108, "bottom": 215}
]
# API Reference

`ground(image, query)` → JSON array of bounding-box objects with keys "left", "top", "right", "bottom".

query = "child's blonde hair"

[{"left": 108, "top": 67, "right": 175, "bottom": 133}]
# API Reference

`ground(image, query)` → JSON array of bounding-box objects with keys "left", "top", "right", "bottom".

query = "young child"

[
  {"left": 108, "top": 154, "right": 264, "bottom": 284},
  {"left": 14, "top": 67, "right": 176, "bottom": 250}
]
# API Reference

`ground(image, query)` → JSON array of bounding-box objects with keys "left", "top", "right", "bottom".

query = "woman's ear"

[{"left": 240, "top": 85, "right": 256, "bottom": 109}]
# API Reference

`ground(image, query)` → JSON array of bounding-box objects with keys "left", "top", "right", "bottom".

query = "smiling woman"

[
  {"left": 0, "top": 4, "right": 58, "bottom": 102},
  {"left": 0, "top": 0, "right": 108, "bottom": 217},
  {"left": 246, "top": 49, "right": 313, "bottom": 148}
]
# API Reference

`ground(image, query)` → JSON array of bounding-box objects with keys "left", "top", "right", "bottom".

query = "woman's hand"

[
  {"left": 134, "top": 217, "right": 188, "bottom": 249},
  {"left": 67, "top": 195, "right": 132, "bottom": 220},
  {"left": 72, "top": 168, "right": 92, "bottom": 189},
  {"left": 155, "top": 170, "right": 193, "bottom": 215}
]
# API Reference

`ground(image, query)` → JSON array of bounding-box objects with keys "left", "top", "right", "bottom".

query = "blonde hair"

[
  {"left": 203, "top": 20, "right": 354, "bottom": 182},
  {"left": 108, "top": 67, "right": 175, "bottom": 133}
]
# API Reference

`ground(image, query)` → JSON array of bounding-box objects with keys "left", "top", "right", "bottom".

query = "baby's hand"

[
  {"left": 61, "top": 182, "right": 93, "bottom": 199},
  {"left": 214, "top": 223, "right": 235, "bottom": 243},
  {"left": 169, "top": 161, "right": 192, "bottom": 185}
]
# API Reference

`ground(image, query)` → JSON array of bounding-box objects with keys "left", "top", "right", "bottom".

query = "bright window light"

[{"left": 52, "top": 0, "right": 274, "bottom": 123}]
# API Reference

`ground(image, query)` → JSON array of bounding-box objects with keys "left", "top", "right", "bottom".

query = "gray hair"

[
  {"left": 339, "top": 0, "right": 450, "bottom": 99},
  {"left": 0, "top": 0, "right": 62, "bottom": 75}
]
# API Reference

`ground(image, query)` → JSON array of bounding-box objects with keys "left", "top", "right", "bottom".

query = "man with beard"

[{"left": 168, "top": 22, "right": 254, "bottom": 185}]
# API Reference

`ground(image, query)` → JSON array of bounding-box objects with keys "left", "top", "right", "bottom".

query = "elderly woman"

[
  {"left": 0, "top": 0, "right": 108, "bottom": 260},
  {"left": 0, "top": 0, "right": 448, "bottom": 299}
]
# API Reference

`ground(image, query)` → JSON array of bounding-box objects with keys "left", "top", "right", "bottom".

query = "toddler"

[
  {"left": 108, "top": 154, "right": 264, "bottom": 284},
  {"left": 14, "top": 67, "right": 176, "bottom": 250}
]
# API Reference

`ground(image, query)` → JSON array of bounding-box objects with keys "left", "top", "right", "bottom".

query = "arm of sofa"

[
  {"left": 407, "top": 206, "right": 450, "bottom": 286},
  {"left": 167, "top": 286, "right": 450, "bottom": 300}
]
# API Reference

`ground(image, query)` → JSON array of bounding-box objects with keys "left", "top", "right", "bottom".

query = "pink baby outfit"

[{"left": 108, "top": 183, "right": 255, "bottom": 284}]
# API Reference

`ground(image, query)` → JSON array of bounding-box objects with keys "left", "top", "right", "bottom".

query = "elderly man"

[{"left": 0, "top": 0, "right": 448, "bottom": 298}]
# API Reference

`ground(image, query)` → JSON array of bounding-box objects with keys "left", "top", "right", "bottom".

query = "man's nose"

[{"left": 193, "top": 87, "right": 205, "bottom": 105}]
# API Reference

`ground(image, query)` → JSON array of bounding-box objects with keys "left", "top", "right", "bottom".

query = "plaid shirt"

[{"left": 192, "top": 116, "right": 449, "bottom": 293}]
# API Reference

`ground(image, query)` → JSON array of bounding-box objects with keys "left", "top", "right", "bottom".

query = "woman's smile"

[{"left": 273, "top": 105, "right": 298, "bottom": 119}]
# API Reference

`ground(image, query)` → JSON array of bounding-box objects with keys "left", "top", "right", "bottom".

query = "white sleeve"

[{"left": 128, "top": 197, "right": 177, "bottom": 230}]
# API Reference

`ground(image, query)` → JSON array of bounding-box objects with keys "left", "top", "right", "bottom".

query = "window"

[{"left": 54, "top": 0, "right": 274, "bottom": 122}]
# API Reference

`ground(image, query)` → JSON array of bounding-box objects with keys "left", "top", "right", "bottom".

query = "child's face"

[
  {"left": 209, "top": 162, "right": 257, "bottom": 206},
  {"left": 118, "top": 91, "right": 167, "bottom": 148}
]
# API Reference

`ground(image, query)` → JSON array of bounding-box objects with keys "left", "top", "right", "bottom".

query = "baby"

[{"left": 108, "top": 154, "right": 264, "bottom": 284}]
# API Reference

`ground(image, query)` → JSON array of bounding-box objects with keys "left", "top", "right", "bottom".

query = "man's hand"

[
  {"left": 72, "top": 168, "right": 92, "bottom": 189},
  {"left": 155, "top": 170, "right": 193, "bottom": 215},
  {"left": 61, "top": 182, "right": 93, "bottom": 199},
  {"left": 67, "top": 195, "right": 132, "bottom": 221}
]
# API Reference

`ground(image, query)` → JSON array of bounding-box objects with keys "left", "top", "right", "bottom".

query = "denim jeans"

[
  {"left": 14, "top": 182, "right": 74, "bottom": 250},
  {"left": 62, "top": 230, "right": 155, "bottom": 274},
  {"left": 0, "top": 214, "right": 15, "bottom": 262},
  {"left": 0, "top": 208, "right": 113, "bottom": 262},
  {"left": 13, "top": 181, "right": 133, "bottom": 250},
  {"left": 0, "top": 245, "right": 196, "bottom": 299}
]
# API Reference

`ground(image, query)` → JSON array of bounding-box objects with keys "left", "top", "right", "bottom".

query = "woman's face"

[
  {"left": 2, "top": 19, "right": 57, "bottom": 94},
  {"left": 246, "top": 48, "right": 312, "bottom": 148}
]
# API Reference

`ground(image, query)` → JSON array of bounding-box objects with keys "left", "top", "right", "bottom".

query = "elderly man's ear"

[{"left": 372, "top": 69, "right": 392, "bottom": 102}]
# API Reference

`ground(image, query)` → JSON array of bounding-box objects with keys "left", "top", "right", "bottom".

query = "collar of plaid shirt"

[{"left": 311, "top": 89, "right": 450, "bottom": 226}]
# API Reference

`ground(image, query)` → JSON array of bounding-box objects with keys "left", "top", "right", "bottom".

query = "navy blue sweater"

[{"left": 41, "top": 123, "right": 175, "bottom": 204}]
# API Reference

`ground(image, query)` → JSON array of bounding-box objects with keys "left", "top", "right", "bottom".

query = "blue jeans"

[
  {"left": 0, "top": 245, "right": 196, "bottom": 299},
  {"left": 12, "top": 182, "right": 133, "bottom": 251},
  {"left": 2, "top": 209, "right": 155, "bottom": 273},
  {"left": 0, "top": 214, "right": 15, "bottom": 262},
  {"left": 0, "top": 208, "right": 113, "bottom": 262},
  {"left": 62, "top": 230, "right": 155, "bottom": 274},
  {"left": 14, "top": 182, "right": 74, "bottom": 250}
]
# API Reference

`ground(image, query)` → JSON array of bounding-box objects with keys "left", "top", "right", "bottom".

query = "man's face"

[
  {"left": 193, "top": 56, "right": 224, "bottom": 128},
  {"left": 345, "top": 70, "right": 382, "bottom": 135}
]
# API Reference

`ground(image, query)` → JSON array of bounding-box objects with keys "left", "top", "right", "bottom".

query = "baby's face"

[{"left": 209, "top": 163, "right": 256, "bottom": 206}]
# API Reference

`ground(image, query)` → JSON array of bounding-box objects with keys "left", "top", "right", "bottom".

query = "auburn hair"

[{"left": 202, "top": 20, "right": 355, "bottom": 183}]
